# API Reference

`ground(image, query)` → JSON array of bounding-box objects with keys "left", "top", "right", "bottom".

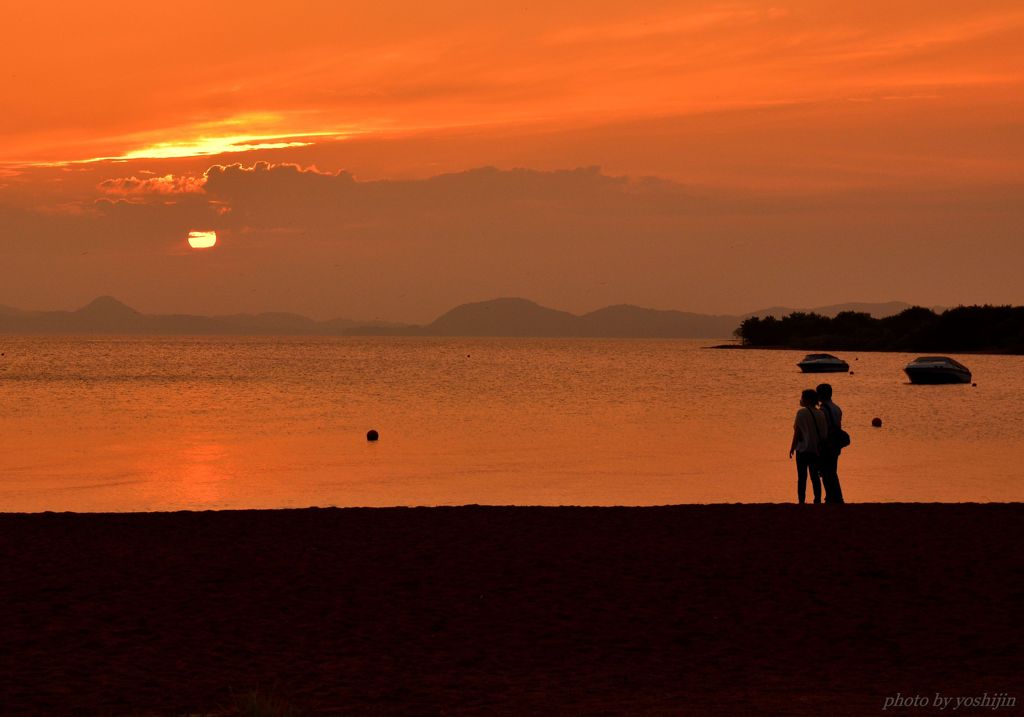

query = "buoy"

[
  {"left": 871, "top": 417, "right": 882, "bottom": 428},
  {"left": 366, "top": 429, "right": 379, "bottom": 442}
]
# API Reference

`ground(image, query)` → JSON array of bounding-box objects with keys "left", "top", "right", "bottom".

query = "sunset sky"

[{"left": 2, "top": 0, "right": 1021, "bottom": 321}]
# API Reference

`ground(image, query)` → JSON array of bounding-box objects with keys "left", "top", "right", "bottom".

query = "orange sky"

[{"left": 1, "top": 1, "right": 1022, "bottom": 320}]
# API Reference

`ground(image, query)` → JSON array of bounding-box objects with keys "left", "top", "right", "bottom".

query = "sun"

[{"left": 187, "top": 230, "right": 217, "bottom": 249}]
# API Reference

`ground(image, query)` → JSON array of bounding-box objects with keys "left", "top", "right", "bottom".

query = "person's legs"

[
  {"left": 829, "top": 455, "right": 845, "bottom": 503},
  {"left": 796, "top": 452, "right": 808, "bottom": 503},
  {"left": 808, "top": 455, "right": 822, "bottom": 504},
  {"left": 819, "top": 452, "right": 835, "bottom": 500},
  {"left": 796, "top": 452, "right": 820, "bottom": 504},
  {"left": 820, "top": 453, "right": 844, "bottom": 503}
]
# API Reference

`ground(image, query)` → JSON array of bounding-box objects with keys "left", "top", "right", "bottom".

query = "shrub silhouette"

[{"left": 736, "top": 305, "right": 1024, "bottom": 353}]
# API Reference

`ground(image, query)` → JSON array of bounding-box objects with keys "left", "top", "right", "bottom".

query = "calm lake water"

[{"left": 1, "top": 336, "right": 1021, "bottom": 511}]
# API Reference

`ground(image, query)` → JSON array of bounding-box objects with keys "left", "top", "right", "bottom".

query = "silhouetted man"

[
  {"left": 816, "top": 383, "right": 845, "bottom": 503},
  {"left": 789, "top": 388, "right": 827, "bottom": 504}
]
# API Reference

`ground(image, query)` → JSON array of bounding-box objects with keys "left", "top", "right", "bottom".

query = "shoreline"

[
  {"left": 2, "top": 504, "right": 1021, "bottom": 715},
  {"left": 3, "top": 500, "right": 1024, "bottom": 516},
  {"left": 705, "top": 343, "right": 1024, "bottom": 355}
]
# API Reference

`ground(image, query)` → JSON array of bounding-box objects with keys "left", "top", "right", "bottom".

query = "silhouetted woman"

[{"left": 789, "top": 388, "right": 829, "bottom": 504}]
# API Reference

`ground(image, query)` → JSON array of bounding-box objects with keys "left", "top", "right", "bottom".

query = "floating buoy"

[
  {"left": 871, "top": 417, "right": 882, "bottom": 428},
  {"left": 366, "top": 429, "right": 379, "bottom": 442}
]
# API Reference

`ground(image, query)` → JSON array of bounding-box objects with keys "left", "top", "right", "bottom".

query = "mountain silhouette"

[
  {"left": 426, "top": 298, "right": 579, "bottom": 336},
  {"left": 0, "top": 296, "right": 938, "bottom": 338},
  {"left": 73, "top": 296, "right": 149, "bottom": 332},
  {"left": 76, "top": 295, "right": 142, "bottom": 319},
  {"left": 0, "top": 298, "right": 379, "bottom": 336}
]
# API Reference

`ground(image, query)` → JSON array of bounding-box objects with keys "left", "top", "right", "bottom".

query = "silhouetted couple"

[{"left": 788, "top": 383, "right": 846, "bottom": 504}]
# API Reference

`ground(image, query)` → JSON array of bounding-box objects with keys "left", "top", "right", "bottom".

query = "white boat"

[
  {"left": 904, "top": 356, "right": 972, "bottom": 384},
  {"left": 797, "top": 353, "right": 849, "bottom": 373}
]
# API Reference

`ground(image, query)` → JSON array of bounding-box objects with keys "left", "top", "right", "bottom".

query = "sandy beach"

[{"left": 1, "top": 505, "right": 1021, "bottom": 716}]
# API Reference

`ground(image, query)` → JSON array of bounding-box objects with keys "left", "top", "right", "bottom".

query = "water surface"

[{"left": 1, "top": 337, "right": 1021, "bottom": 510}]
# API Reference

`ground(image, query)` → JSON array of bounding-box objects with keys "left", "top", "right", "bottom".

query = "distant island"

[
  {"left": 0, "top": 295, "right": 919, "bottom": 339},
  {"left": 736, "top": 306, "right": 1024, "bottom": 354}
]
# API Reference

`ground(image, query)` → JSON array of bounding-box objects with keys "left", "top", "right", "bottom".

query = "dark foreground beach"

[{"left": 1, "top": 505, "right": 1021, "bottom": 716}]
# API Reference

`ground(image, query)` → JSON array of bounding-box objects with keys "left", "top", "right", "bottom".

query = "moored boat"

[
  {"left": 797, "top": 353, "right": 849, "bottom": 373},
  {"left": 904, "top": 356, "right": 972, "bottom": 384}
]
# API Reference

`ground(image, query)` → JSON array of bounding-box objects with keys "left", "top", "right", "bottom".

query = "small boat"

[
  {"left": 797, "top": 353, "right": 850, "bottom": 373},
  {"left": 904, "top": 356, "right": 972, "bottom": 384}
]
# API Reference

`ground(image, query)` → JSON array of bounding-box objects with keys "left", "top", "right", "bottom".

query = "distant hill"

[
  {"left": 426, "top": 298, "right": 580, "bottom": 337},
  {"left": 422, "top": 298, "right": 739, "bottom": 338},
  {"left": 0, "top": 296, "right": 947, "bottom": 338},
  {"left": 0, "top": 297, "right": 406, "bottom": 336}
]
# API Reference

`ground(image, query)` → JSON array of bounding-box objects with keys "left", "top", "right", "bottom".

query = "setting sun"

[{"left": 187, "top": 230, "right": 217, "bottom": 249}]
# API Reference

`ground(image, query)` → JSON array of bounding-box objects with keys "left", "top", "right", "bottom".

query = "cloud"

[
  {"left": 79, "top": 160, "right": 1024, "bottom": 242},
  {"left": 200, "top": 162, "right": 685, "bottom": 228},
  {"left": 98, "top": 174, "right": 207, "bottom": 196},
  {"left": 2, "top": 161, "right": 1022, "bottom": 323}
]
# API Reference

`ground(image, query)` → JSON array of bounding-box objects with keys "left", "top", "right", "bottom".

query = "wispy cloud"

[
  {"left": 544, "top": 5, "right": 787, "bottom": 45},
  {"left": 23, "top": 125, "right": 345, "bottom": 167},
  {"left": 6, "top": 113, "right": 376, "bottom": 167}
]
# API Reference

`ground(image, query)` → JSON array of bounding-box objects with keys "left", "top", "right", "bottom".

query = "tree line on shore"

[{"left": 735, "top": 305, "right": 1024, "bottom": 353}]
